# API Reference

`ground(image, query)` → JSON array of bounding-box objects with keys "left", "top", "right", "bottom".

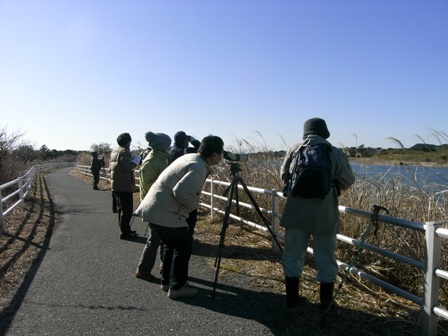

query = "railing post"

[
  {"left": 271, "top": 190, "right": 281, "bottom": 253},
  {"left": 210, "top": 179, "right": 215, "bottom": 221},
  {"left": 421, "top": 221, "right": 443, "bottom": 336},
  {"left": 0, "top": 188, "right": 4, "bottom": 233},
  {"left": 18, "top": 178, "right": 24, "bottom": 208}
]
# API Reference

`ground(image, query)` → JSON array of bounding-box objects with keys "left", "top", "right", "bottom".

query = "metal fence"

[
  {"left": 0, "top": 162, "right": 75, "bottom": 232},
  {"left": 77, "top": 164, "right": 447, "bottom": 335}
]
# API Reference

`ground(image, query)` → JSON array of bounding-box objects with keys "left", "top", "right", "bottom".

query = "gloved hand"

[{"left": 187, "top": 135, "right": 197, "bottom": 143}]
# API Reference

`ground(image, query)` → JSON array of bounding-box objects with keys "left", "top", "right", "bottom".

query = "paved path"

[{"left": 3, "top": 168, "right": 285, "bottom": 336}]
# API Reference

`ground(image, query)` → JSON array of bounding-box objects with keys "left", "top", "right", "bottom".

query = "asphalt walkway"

[{"left": 3, "top": 168, "right": 285, "bottom": 336}]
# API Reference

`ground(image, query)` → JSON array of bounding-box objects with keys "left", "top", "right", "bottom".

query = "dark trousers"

[
  {"left": 114, "top": 191, "right": 133, "bottom": 234},
  {"left": 91, "top": 169, "right": 100, "bottom": 187},
  {"left": 186, "top": 209, "right": 198, "bottom": 235},
  {"left": 151, "top": 224, "right": 192, "bottom": 290},
  {"left": 112, "top": 191, "right": 118, "bottom": 212}
]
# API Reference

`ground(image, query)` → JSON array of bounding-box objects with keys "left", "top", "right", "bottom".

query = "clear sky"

[{"left": 1, "top": 0, "right": 447, "bottom": 152}]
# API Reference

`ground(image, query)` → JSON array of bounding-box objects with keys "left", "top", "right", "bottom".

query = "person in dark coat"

[
  {"left": 110, "top": 133, "right": 140, "bottom": 239},
  {"left": 168, "top": 131, "right": 201, "bottom": 235},
  {"left": 90, "top": 152, "right": 104, "bottom": 190},
  {"left": 280, "top": 118, "right": 355, "bottom": 309}
]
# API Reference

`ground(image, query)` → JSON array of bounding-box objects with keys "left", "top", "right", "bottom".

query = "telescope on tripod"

[{"left": 211, "top": 160, "right": 283, "bottom": 298}]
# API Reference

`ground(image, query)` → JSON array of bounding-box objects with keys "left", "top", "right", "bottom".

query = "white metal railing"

[
  {"left": 76, "top": 164, "right": 140, "bottom": 187},
  {"left": 76, "top": 164, "right": 447, "bottom": 335},
  {"left": 0, "top": 162, "right": 75, "bottom": 232},
  {"left": 200, "top": 177, "right": 447, "bottom": 336}
]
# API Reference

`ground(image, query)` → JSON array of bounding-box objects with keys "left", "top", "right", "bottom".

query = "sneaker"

[
  {"left": 120, "top": 231, "right": 138, "bottom": 240},
  {"left": 161, "top": 284, "right": 169, "bottom": 292},
  {"left": 135, "top": 270, "right": 155, "bottom": 282},
  {"left": 168, "top": 284, "right": 198, "bottom": 299}
]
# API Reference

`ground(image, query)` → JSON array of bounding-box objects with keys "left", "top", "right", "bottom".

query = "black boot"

[
  {"left": 285, "top": 276, "right": 299, "bottom": 308},
  {"left": 320, "top": 282, "right": 334, "bottom": 310}
]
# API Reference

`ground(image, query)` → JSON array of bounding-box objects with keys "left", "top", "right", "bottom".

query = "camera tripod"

[{"left": 212, "top": 162, "right": 283, "bottom": 298}]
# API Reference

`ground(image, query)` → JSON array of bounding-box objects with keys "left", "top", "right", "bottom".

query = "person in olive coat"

[{"left": 280, "top": 118, "right": 355, "bottom": 309}]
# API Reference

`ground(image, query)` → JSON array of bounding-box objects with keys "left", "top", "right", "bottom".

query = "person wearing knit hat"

[
  {"left": 135, "top": 131, "right": 172, "bottom": 282},
  {"left": 109, "top": 132, "right": 139, "bottom": 239},
  {"left": 146, "top": 131, "right": 172, "bottom": 152},
  {"left": 279, "top": 117, "right": 355, "bottom": 310}
]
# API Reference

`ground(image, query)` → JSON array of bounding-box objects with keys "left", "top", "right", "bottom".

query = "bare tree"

[{"left": 0, "top": 126, "right": 27, "bottom": 183}]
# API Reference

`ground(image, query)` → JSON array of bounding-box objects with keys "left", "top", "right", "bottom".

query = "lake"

[{"left": 349, "top": 162, "right": 448, "bottom": 193}]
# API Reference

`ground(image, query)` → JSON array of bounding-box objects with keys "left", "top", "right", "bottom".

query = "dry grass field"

[{"left": 2, "top": 166, "right": 448, "bottom": 335}]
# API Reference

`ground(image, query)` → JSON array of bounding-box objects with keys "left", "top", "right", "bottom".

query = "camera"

[{"left": 223, "top": 151, "right": 249, "bottom": 163}]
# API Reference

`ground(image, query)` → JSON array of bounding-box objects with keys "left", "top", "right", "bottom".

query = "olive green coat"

[{"left": 280, "top": 135, "right": 355, "bottom": 235}]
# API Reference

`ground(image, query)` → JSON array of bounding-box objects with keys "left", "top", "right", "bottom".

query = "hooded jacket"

[
  {"left": 280, "top": 135, "right": 355, "bottom": 235},
  {"left": 135, "top": 153, "right": 213, "bottom": 228}
]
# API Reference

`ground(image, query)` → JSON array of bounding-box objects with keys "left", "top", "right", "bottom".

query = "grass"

[{"left": 0, "top": 171, "right": 55, "bottom": 333}]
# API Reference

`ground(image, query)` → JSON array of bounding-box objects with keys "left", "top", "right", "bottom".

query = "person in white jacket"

[{"left": 135, "top": 135, "right": 224, "bottom": 299}]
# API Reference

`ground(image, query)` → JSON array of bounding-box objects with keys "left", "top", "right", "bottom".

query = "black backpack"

[{"left": 290, "top": 144, "right": 332, "bottom": 199}]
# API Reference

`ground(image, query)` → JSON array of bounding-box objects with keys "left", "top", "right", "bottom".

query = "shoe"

[
  {"left": 120, "top": 231, "right": 138, "bottom": 240},
  {"left": 112, "top": 208, "right": 118, "bottom": 213},
  {"left": 161, "top": 284, "right": 169, "bottom": 292},
  {"left": 93, "top": 186, "right": 100, "bottom": 190},
  {"left": 168, "top": 284, "right": 198, "bottom": 299},
  {"left": 135, "top": 270, "right": 156, "bottom": 282}
]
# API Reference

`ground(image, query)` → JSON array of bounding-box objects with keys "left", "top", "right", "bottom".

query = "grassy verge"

[{"left": 0, "top": 172, "right": 55, "bottom": 332}]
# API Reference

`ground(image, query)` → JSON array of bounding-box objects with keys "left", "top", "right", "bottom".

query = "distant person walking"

[
  {"left": 135, "top": 132, "right": 172, "bottom": 282},
  {"left": 90, "top": 151, "right": 104, "bottom": 190},
  {"left": 280, "top": 118, "right": 355, "bottom": 309},
  {"left": 110, "top": 132, "right": 140, "bottom": 240},
  {"left": 135, "top": 135, "right": 224, "bottom": 299}
]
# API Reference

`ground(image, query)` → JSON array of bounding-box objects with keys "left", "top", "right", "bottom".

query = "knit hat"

[
  {"left": 145, "top": 131, "right": 172, "bottom": 151},
  {"left": 303, "top": 118, "right": 330, "bottom": 139},
  {"left": 117, "top": 133, "right": 132, "bottom": 146}
]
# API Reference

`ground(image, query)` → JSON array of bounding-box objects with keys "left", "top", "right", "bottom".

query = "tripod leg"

[
  {"left": 212, "top": 178, "right": 237, "bottom": 298},
  {"left": 238, "top": 178, "right": 283, "bottom": 253}
]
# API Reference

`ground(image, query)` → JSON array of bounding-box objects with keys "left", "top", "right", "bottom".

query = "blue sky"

[{"left": 1, "top": 0, "right": 447, "bottom": 152}]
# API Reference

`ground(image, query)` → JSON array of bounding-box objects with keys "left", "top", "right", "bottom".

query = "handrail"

[{"left": 0, "top": 162, "right": 75, "bottom": 232}]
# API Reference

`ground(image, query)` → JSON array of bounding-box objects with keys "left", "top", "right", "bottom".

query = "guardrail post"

[
  {"left": 271, "top": 190, "right": 281, "bottom": 253},
  {"left": 421, "top": 221, "right": 443, "bottom": 336},
  {"left": 210, "top": 179, "right": 215, "bottom": 221},
  {"left": 0, "top": 188, "right": 4, "bottom": 233},
  {"left": 18, "top": 178, "right": 24, "bottom": 208}
]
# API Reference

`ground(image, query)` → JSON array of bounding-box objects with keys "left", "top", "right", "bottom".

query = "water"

[{"left": 349, "top": 162, "right": 448, "bottom": 194}]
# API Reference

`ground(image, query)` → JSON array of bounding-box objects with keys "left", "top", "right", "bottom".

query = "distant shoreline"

[{"left": 349, "top": 157, "right": 448, "bottom": 167}]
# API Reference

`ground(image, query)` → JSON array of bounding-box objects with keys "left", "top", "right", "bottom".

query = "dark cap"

[
  {"left": 117, "top": 133, "right": 132, "bottom": 146},
  {"left": 303, "top": 118, "right": 330, "bottom": 139},
  {"left": 174, "top": 131, "right": 188, "bottom": 146}
]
